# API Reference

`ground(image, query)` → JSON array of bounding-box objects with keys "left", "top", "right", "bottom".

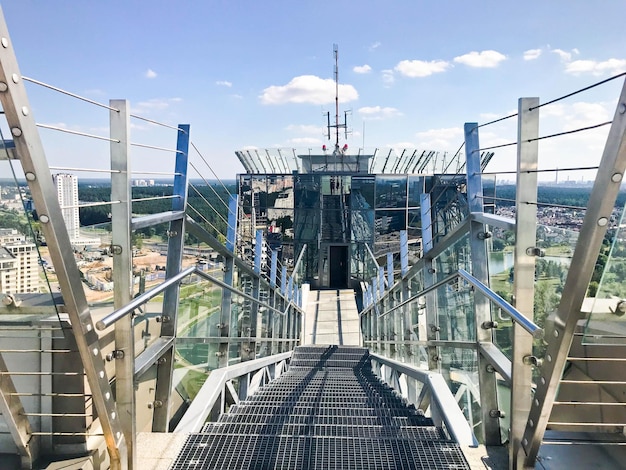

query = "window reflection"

[{"left": 376, "top": 176, "right": 407, "bottom": 208}]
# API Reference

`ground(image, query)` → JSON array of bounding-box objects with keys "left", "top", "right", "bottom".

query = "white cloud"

[
  {"left": 453, "top": 50, "right": 506, "bottom": 68},
  {"left": 416, "top": 127, "right": 463, "bottom": 150},
  {"left": 145, "top": 69, "right": 157, "bottom": 79},
  {"left": 353, "top": 64, "right": 372, "bottom": 74},
  {"left": 369, "top": 42, "right": 381, "bottom": 51},
  {"left": 231, "top": 94, "right": 243, "bottom": 99},
  {"left": 552, "top": 48, "right": 576, "bottom": 61},
  {"left": 395, "top": 59, "right": 450, "bottom": 78},
  {"left": 565, "top": 58, "right": 626, "bottom": 76},
  {"left": 288, "top": 137, "right": 323, "bottom": 145},
  {"left": 381, "top": 69, "right": 395, "bottom": 86},
  {"left": 260, "top": 75, "right": 358, "bottom": 105},
  {"left": 524, "top": 49, "right": 542, "bottom": 61},
  {"left": 216, "top": 80, "right": 232, "bottom": 87},
  {"left": 133, "top": 98, "right": 181, "bottom": 114},
  {"left": 285, "top": 124, "right": 324, "bottom": 135},
  {"left": 358, "top": 106, "right": 402, "bottom": 120},
  {"left": 390, "top": 141, "right": 417, "bottom": 149}
]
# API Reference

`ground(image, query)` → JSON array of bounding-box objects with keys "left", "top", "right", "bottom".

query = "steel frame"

[
  {"left": 0, "top": 13, "right": 127, "bottom": 469},
  {"left": 521, "top": 78, "right": 626, "bottom": 466}
]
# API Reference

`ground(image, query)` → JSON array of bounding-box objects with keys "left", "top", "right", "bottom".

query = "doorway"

[{"left": 329, "top": 245, "right": 349, "bottom": 288}]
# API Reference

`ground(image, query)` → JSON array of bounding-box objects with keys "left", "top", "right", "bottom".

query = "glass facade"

[{"left": 237, "top": 170, "right": 455, "bottom": 290}]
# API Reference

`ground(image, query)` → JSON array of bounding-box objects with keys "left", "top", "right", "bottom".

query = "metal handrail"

[
  {"left": 370, "top": 353, "right": 478, "bottom": 447},
  {"left": 96, "top": 266, "right": 196, "bottom": 330},
  {"left": 458, "top": 268, "right": 543, "bottom": 339},
  {"left": 366, "top": 267, "right": 542, "bottom": 339},
  {"left": 97, "top": 264, "right": 305, "bottom": 331}
]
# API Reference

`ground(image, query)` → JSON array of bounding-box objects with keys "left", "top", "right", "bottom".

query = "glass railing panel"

[
  {"left": 438, "top": 346, "right": 482, "bottom": 442},
  {"left": 435, "top": 275, "right": 475, "bottom": 342},
  {"left": 432, "top": 234, "right": 470, "bottom": 283},
  {"left": 583, "top": 200, "right": 626, "bottom": 344},
  {"left": 487, "top": 225, "right": 515, "bottom": 306}
]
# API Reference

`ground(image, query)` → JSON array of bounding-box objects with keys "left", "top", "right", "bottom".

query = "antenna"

[{"left": 326, "top": 44, "right": 349, "bottom": 154}]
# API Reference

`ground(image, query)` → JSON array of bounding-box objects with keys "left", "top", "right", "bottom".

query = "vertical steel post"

[
  {"left": 508, "top": 99, "right": 540, "bottom": 468},
  {"left": 523, "top": 80, "right": 626, "bottom": 465},
  {"left": 219, "top": 195, "right": 238, "bottom": 368},
  {"left": 110, "top": 100, "right": 135, "bottom": 468},
  {"left": 465, "top": 122, "right": 501, "bottom": 446},
  {"left": 421, "top": 193, "right": 438, "bottom": 371},
  {"left": 400, "top": 230, "right": 409, "bottom": 278},
  {"left": 0, "top": 16, "right": 126, "bottom": 468},
  {"left": 152, "top": 124, "right": 190, "bottom": 432}
]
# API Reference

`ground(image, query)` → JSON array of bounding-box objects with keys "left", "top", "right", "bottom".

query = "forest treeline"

[
  {"left": 78, "top": 183, "right": 236, "bottom": 240},
  {"left": 486, "top": 184, "right": 626, "bottom": 208}
]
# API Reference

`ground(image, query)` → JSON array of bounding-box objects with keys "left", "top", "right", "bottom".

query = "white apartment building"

[
  {"left": 53, "top": 173, "right": 80, "bottom": 241},
  {"left": 0, "top": 228, "right": 40, "bottom": 294}
]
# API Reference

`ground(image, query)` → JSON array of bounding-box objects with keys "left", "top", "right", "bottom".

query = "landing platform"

[{"left": 303, "top": 289, "right": 360, "bottom": 345}]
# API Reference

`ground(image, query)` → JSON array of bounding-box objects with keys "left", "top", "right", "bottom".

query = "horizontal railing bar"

[
  {"left": 195, "top": 270, "right": 291, "bottom": 317},
  {"left": 21, "top": 412, "right": 89, "bottom": 417},
  {"left": 175, "top": 351, "right": 292, "bottom": 433},
  {"left": 48, "top": 166, "right": 121, "bottom": 174},
  {"left": 542, "top": 441, "right": 626, "bottom": 445},
  {"left": 374, "top": 272, "right": 459, "bottom": 318},
  {"left": 567, "top": 357, "right": 626, "bottom": 361},
  {"left": 130, "top": 142, "right": 183, "bottom": 153},
  {"left": 554, "top": 402, "right": 626, "bottom": 406},
  {"left": 61, "top": 200, "right": 121, "bottom": 210},
  {"left": 369, "top": 353, "right": 478, "bottom": 447},
  {"left": 134, "top": 336, "right": 174, "bottom": 378},
  {"left": 131, "top": 195, "right": 180, "bottom": 203},
  {"left": 96, "top": 266, "right": 196, "bottom": 330},
  {"left": 470, "top": 212, "right": 516, "bottom": 231},
  {"left": 458, "top": 268, "right": 543, "bottom": 339},
  {"left": 37, "top": 123, "right": 120, "bottom": 142},
  {"left": 0, "top": 349, "right": 75, "bottom": 353},
  {"left": 0, "top": 372, "right": 83, "bottom": 376},
  {"left": 131, "top": 211, "right": 185, "bottom": 230},
  {"left": 547, "top": 422, "right": 626, "bottom": 426},
  {"left": 130, "top": 171, "right": 182, "bottom": 176},
  {"left": 22, "top": 76, "right": 119, "bottom": 111}
]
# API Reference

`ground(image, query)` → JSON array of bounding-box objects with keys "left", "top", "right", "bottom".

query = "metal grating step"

[{"left": 172, "top": 345, "right": 470, "bottom": 469}]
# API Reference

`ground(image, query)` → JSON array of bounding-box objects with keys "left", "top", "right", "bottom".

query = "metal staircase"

[
  {"left": 542, "top": 324, "right": 626, "bottom": 445},
  {"left": 171, "top": 345, "right": 471, "bottom": 470}
]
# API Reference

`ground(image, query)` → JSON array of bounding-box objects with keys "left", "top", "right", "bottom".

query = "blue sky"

[{"left": 2, "top": 1, "right": 625, "bottom": 181}]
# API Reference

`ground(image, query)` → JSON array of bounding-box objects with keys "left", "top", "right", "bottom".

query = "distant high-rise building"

[
  {"left": 53, "top": 173, "right": 80, "bottom": 240},
  {"left": 0, "top": 228, "right": 40, "bottom": 294}
]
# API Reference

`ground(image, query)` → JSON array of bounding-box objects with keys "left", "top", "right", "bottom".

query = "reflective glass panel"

[{"left": 375, "top": 176, "right": 407, "bottom": 209}]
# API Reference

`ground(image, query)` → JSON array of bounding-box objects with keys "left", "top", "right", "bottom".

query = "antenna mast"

[
  {"left": 326, "top": 44, "right": 349, "bottom": 153},
  {"left": 334, "top": 44, "right": 339, "bottom": 148}
]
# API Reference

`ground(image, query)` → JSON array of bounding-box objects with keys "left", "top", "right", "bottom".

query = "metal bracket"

[
  {"left": 481, "top": 320, "right": 498, "bottom": 330},
  {"left": 523, "top": 355, "right": 542, "bottom": 367},
  {"left": 610, "top": 299, "right": 626, "bottom": 317},
  {"left": 477, "top": 231, "right": 492, "bottom": 240},
  {"left": 105, "top": 350, "right": 125, "bottom": 361},
  {"left": 489, "top": 409, "right": 505, "bottom": 418},
  {"left": 525, "top": 247, "right": 545, "bottom": 257},
  {"left": 109, "top": 244, "right": 123, "bottom": 255}
]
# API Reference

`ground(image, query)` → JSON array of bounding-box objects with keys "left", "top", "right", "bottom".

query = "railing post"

[
  {"left": 110, "top": 99, "right": 135, "bottom": 467},
  {"left": 0, "top": 18, "right": 126, "bottom": 468},
  {"left": 464, "top": 122, "right": 501, "bottom": 446},
  {"left": 421, "top": 193, "right": 438, "bottom": 372},
  {"left": 509, "top": 98, "right": 540, "bottom": 468},
  {"left": 522, "top": 78, "right": 626, "bottom": 467},
  {"left": 218, "top": 195, "right": 238, "bottom": 367},
  {"left": 152, "top": 124, "right": 190, "bottom": 432}
]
